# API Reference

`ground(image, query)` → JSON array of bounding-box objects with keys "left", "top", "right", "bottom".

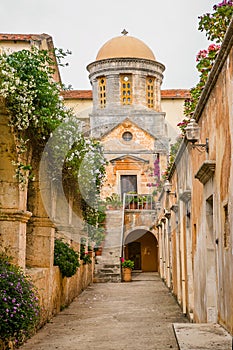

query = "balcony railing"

[{"left": 124, "top": 193, "right": 155, "bottom": 210}]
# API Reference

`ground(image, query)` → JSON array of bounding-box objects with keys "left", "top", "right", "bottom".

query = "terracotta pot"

[
  {"left": 122, "top": 267, "right": 132, "bottom": 282},
  {"left": 129, "top": 202, "right": 138, "bottom": 209},
  {"left": 95, "top": 249, "right": 102, "bottom": 256}
]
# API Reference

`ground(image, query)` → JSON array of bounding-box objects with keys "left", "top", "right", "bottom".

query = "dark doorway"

[
  {"left": 121, "top": 175, "right": 137, "bottom": 198},
  {"left": 128, "top": 241, "right": 141, "bottom": 270}
]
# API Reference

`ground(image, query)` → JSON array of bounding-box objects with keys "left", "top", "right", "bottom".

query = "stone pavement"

[
  {"left": 20, "top": 272, "right": 188, "bottom": 350},
  {"left": 173, "top": 323, "right": 232, "bottom": 350},
  {"left": 19, "top": 272, "right": 232, "bottom": 350}
]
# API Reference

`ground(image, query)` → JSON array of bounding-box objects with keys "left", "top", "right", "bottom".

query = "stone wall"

[
  {"left": 157, "top": 22, "right": 233, "bottom": 335},
  {"left": 0, "top": 97, "right": 94, "bottom": 328},
  {"left": 29, "top": 262, "right": 93, "bottom": 325}
]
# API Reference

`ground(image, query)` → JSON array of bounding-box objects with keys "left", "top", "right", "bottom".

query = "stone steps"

[{"left": 94, "top": 210, "right": 123, "bottom": 282}]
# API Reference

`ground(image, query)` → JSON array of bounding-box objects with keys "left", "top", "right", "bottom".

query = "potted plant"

[
  {"left": 126, "top": 191, "right": 138, "bottom": 209},
  {"left": 138, "top": 195, "right": 147, "bottom": 209},
  {"left": 121, "top": 258, "right": 134, "bottom": 282},
  {"left": 105, "top": 193, "right": 122, "bottom": 210}
]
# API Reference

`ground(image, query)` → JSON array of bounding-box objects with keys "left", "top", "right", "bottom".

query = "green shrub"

[
  {"left": 0, "top": 255, "right": 40, "bottom": 346},
  {"left": 54, "top": 239, "right": 80, "bottom": 277},
  {"left": 80, "top": 245, "right": 92, "bottom": 265}
]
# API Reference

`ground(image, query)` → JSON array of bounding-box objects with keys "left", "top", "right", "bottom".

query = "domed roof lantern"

[{"left": 96, "top": 30, "right": 156, "bottom": 61}]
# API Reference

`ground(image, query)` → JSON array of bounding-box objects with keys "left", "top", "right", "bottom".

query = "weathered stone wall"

[
  {"left": 157, "top": 24, "right": 233, "bottom": 335},
  {"left": 29, "top": 262, "right": 93, "bottom": 325},
  {"left": 191, "top": 42, "right": 233, "bottom": 332},
  {"left": 0, "top": 98, "right": 32, "bottom": 268}
]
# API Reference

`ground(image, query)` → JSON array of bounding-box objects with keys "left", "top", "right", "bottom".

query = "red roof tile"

[
  {"left": 61, "top": 90, "right": 93, "bottom": 99},
  {"left": 0, "top": 33, "right": 51, "bottom": 42},
  {"left": 61, "top": 89, "right": 190, "bottom": 100},
  {"left": 161, "top": 89, "right": 190, "bottom": 99}
]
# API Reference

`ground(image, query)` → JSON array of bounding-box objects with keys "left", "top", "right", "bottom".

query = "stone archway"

[{"left": 124, "top": 229, "right": 159, "bottom": 272}]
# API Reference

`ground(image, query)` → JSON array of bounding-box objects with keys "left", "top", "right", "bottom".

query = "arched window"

[
  {"left": 98, "top": 77, "right": 106, "bottom": 108},
  {"left": 146, "top": 76, "right": 154, "bottom": 108},
  {"left": 120, "top": 74, "right": 132, "bottom": 105}
]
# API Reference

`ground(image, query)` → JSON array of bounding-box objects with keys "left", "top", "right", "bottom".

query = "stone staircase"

[{"left": 94, "top": 210, "right": 123, "bottom": 282}]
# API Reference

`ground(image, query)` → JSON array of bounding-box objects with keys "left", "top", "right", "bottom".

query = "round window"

[{"left": 122, "top": 131, "right": 133, "bottom": 141}]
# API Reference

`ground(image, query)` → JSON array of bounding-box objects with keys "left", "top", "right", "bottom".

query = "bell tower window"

[
  {"left": 120, "top": 74, "right": 132, "bottom": 105},
  {"left": 147, "top": 77, "right": 154, "bottom": 108},
  {"left": 98, "top": 77, "right": 106, "bottom": 108}
]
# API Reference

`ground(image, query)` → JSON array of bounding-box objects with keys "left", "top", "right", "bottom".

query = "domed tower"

[{"left": 87, "top": 31, "right": 167, "bottom": 141}]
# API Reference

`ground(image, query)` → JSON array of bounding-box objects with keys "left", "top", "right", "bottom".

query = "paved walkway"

[
  {"left": 20, "top": 272, "right": 232, "bottom": 349},
  {"left": 20, "top": 272, "right": 188, "bottom": 350},
  {"left": 173, "top": 323, "right": 232, "bottom": 350}
]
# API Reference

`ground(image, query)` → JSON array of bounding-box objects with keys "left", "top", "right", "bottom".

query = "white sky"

[{"left": 1, "top": 0, "right": 216, "bottom": 90}]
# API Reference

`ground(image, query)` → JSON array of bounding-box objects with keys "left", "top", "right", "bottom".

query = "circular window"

[{"left": 122, "top": 131, "right": 133, "bottom": 141}]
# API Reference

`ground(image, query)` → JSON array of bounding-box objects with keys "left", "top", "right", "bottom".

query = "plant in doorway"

[{"left": 121, "top": 258, "right": 134, "bottom": 282}]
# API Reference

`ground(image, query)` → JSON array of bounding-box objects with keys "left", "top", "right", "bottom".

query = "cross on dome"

[{"left": 121, "top": 29, "right": 128, "bottom": 36}]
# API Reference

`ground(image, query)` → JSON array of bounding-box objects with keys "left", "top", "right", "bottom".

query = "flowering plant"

[
  {"left": 177, "top": 1, "right": 232, "bottom": 134},
  {"left": 146, "top": 157, "right": 160, "bottom": 188},
  {"left": 0, "top": 254, "right": 40, "bottom": 346},
  {"left": 0, "top": 47, "right": 71, "bottom": 185},
  {"left": 121, "top": 258, "right": 134, "bottom": 269},
  {"left": 198, "top": 0, "right": 233, "bottom": 43},
  {"left": 80, "top": 242, "right": 92, "bottom": 265}
]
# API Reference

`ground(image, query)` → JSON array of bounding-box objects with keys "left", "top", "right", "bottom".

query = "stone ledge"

[
  {"left": 195, "top": 160, "right": 216, "bottom": 185},
  {"left": 179, "top": 190, "right": 191, "bottom": 203}
]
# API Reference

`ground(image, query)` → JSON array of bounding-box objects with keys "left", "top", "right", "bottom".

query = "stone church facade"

[{"left": 81, "top": 33, "right": 182, "bottom": 280}]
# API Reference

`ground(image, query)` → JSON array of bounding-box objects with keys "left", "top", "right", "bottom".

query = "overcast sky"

[{"left": 1, "top": 0, "right": 216, "bottom": 90}]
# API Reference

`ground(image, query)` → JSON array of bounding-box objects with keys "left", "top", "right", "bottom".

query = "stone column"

[
  {"left": 0, "top": 99, "right": 32, "bottom": 268},
  {"left": 0, "top": 209, "right": 32, "bottom": 268},
  {"left": 26, "top": 155, "right": 55, "bottom": 268}
]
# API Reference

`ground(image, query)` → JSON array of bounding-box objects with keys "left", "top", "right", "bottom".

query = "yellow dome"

[{"left": 96, "top": 35, "right": 156, "bottom": 61}]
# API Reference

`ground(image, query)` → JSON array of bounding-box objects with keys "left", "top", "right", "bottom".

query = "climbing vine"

[
  {"left": 0, "top": 47, "right": 71, "bottom": 184},
  {"left": 178, "top": 1, "right": 233, "bottom": 134},
  {"left": 0, "top": 46, "right": 107, "bottom": 247}
]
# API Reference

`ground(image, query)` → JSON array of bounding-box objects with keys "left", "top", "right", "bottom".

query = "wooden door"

[{"left": 128, "top": 242, "right": 141, "bottom": 270}]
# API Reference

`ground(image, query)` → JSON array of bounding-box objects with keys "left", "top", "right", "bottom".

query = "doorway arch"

[{"left": 124, "top": 230, "right": 158, "bottom": 272}]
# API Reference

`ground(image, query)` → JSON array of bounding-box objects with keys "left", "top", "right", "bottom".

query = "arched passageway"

[{"left": 124, "top": 230, "right": 158, "bottom": 272}]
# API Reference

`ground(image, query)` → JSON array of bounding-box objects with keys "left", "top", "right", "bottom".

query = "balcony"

[
  {"left": 123, "top": 194, "right": 156, "bottom": 234},
  {"left": 124, "top": 193, "right": 155, "bottom": 211}
]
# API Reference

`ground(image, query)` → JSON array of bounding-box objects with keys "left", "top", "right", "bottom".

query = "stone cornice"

[
  {"left": 170, "top": 204, "right": 178, "bottom": 213},
  {"left": 179, "top": 190, "right": 191, "bottom": 203},
  {"left": 194, "top": 160, "right": 216, "bottom": 185},
  {"left": 28, "top": 216, "right": 56, "bottom": 228},
  {"left": 87, "top": 57, "right": 165, "bottom": 72},
  {"left": 0, "top": 209, "right": 32, "bottom": 223}
]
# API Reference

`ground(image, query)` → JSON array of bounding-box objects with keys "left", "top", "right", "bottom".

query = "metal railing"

[{"left": 124, "top": 193, "right": 155, "bottom": 210}]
